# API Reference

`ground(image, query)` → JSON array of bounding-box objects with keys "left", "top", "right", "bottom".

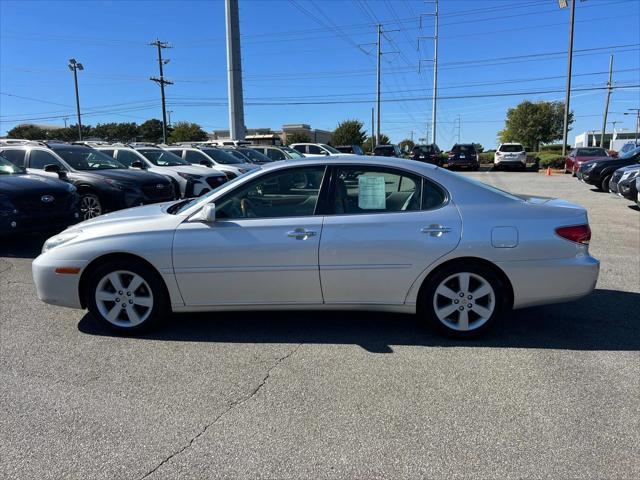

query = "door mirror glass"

[
  {"left": 44, "top": 163, "right": 60, "bottom": 173},
  {"left": 131, "top": 160, "right": 145, "bottom": 169},
  {"left": 200, "top": 203, "right": 216, "bottom": 222}
]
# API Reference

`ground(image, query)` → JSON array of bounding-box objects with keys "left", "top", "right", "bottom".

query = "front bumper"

[
  {"left": 0, "top": 210, "right": 81, "bottom": 236},
  {"left": 497, "top": 255, "right": 600, "bottom": 309},
  {"left": 32, "top": 253, "right": 87, "bottom": 309}
]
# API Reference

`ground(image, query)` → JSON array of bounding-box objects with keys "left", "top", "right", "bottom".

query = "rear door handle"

[
  {"left": 287, "top": 228, "right": 317, "bottom": 240},
  {"left": 421, "top": 224, "right": 452, "bottom": 237}
]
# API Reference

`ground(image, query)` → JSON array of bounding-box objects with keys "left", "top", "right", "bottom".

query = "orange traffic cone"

[{"left": 546, "top": 167, "right": 552, "bottom": 176}]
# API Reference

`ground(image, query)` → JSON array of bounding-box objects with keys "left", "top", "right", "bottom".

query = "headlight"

[
  {"left": 584, "top": 162, "right": 598, "bottom": 171},
  {"left": 42, "top": 229, "right": 82, "bottom": 253},
  {"left": 177, "top": 172, "right": 201, "bottom": 181}
]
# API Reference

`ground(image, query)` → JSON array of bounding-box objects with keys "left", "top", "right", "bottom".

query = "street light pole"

[
  {"left": 68, "top": 58, "right": 84, "bottom": 141},
  {"left": 560, "top": 0, "right": 575, "bottom": 156}
]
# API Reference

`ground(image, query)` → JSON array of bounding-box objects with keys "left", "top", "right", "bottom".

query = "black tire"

[
  {"left": 79, "top": 193, "right": 103, "bottom": 220},
  {"left": 420, "top": 262, "right": 508, "bottom": 338},
  {"left": 85, "top": 259, "right": 169, "bottom": 333},
  {"left": 600, "top": 173, "right": 612, "bottom": 192}
]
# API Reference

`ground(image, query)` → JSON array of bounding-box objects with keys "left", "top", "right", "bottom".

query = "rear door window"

[
  {"left": 0, "top": 149, "right": 26, "bottom": 167},
  {"left": 308, "top": 145, "right": 322, "bottom": 155},
  {"left": 29, "top": 150, "right": 64, "bottom": 170}
]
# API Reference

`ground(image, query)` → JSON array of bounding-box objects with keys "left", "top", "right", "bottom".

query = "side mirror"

[
  {"left": 199, "top": 203, "right": 216, "bottom": 223},
  {"left": 131, "top": 160, "right": 145, "bottom": 169},
  {"left": 200, "top": 160, "right": 211, "bottom": 167},
  {"left": 44, "top": 163, "right": 60, "bottom": 173}
]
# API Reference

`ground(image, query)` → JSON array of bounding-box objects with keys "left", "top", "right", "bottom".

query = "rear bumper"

[
  {"left": 497, "top": 255, "right": 599, "bottom": 309},
  {"left": 495, "top": 158, "right": 526, "bottom": 166}
]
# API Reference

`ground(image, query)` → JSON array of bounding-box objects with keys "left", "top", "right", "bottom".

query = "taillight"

[{"left": 555, "top": 224, "right": 591, "bottom": 245}]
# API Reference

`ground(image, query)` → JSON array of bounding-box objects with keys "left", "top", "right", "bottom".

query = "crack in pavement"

[{"left": 138, "top": 343, "right": 302, "bottom": 480}]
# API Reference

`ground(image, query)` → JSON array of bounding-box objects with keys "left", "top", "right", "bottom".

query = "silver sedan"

[{"left": 33, "top": 157, "right": 599, "bottom": 337}]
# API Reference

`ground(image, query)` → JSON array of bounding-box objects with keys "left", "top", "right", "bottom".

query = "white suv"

[
  {"left": 290, "top": 143, "right": 354, "bottom": 157},
  {"left": 165, "top": 146, "right": 258, "bottom": 180},
  {"left": 95, "top": 144, "right": 227, "bottom": 198},
  {"left": 494, "top": 143, "right": 527, "bottom": 171}
]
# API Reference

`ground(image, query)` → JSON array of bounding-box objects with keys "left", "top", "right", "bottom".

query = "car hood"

[
  {"left": 617, "top": 164, "right": 640, "bottom": 173},
  {"left": 575, "top": 155, "right": 608, "bottom": 162},
  {"left": 0, "top": 173, "right": 74, "bottom": 194},
  {"left": 72, "top": 168, "right": 170, "bottom": 184}
]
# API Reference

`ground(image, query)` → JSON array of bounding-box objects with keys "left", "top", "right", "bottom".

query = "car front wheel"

[
  {"left": 422, "top": 263, "right": 506, "bottom": 338},
  {"left": 80, "top": 193, "right": 102, "bottom": 219},
  {"left": 600, "top": 174, "right": 612, "bottom": 192},
  {"left": 86, "top": 260, "right": 168, "bottom": 333}
]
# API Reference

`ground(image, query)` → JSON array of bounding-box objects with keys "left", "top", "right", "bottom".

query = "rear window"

[
  {"left": 576, "top": 148, "right": 607, "bottom": 157},
  {"left": 499, "top": 144, "right": 524, "bottom": 153},
  {"left": 453, "top": 145, "right": 476, "bottom": 153}
]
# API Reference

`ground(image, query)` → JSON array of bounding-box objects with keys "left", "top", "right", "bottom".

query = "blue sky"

[{"left": 0, "top": 0, "right": 638, "bottom": 148}]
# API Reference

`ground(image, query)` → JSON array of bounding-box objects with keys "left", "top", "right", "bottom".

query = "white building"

[{"left": 574, "top": 129, "right": 637, "bottom": 150}]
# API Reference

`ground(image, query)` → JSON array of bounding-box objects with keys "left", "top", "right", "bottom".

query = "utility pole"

[
  {"left": 600, "top": 54, "right": 614, "bottom": 148},
  {"left": 418, "top": 0, "right": 439, "bottom": 145},
  {"left": 624, "top": 108, "right": 640, "bottom": 142},
  {"left": 560, "top": 0, "right": 576, "bottom": 156},
  {"left": 167, "top": 110, "right": 173, "bottom": 127},
  {"left": 371, "top": 107, "right": 374, "bottom": 153},
  {"left": 431, "top": 0, "right": 439, "bottom": 145},
  {"left": 225, "top": 0, "right": 246, "bottom": 140},
  {"left": 150, "top": 39, "right": 173, "bottom": 144},
  {"left": 376, "top": 24, "right": 382, "bottom": 145},
  {"left": 63, "top": 117, "right": 69, "bottom": 128},
  {"left": 67, "top": 58, "right": 84, "bottom": 140}
]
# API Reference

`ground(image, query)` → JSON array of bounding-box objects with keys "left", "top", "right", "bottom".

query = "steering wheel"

[{"left": 240, "top": 198, "right": 257, "bottom": 218}]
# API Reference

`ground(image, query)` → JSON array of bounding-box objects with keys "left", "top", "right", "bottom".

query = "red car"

[{"left": 565, "top": 147, "right": 609, "bottom": 176}]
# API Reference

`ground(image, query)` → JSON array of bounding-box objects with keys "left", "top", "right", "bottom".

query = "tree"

[
  {"left": 139, "top": 119, "right": 165, "bottom": 143},
  {"left": 499, "top": 100, "right": 572, "bottom": 151},
  {"left": 285, "top": 131, "right": 311, "bottom": 145},
  {"left": 472, "top": 143, "right": 484, "bottom": 153},
  {"left": 92, "top": 122, "right": 139, "bottom": 142},
  {"left": 363, "top": 134, "right": 390, "bottom": 153},
  {"left": 168, "top": 122, "right": 208, "bottom": 143},
  {"left": 331, "top": 119, "right": 367, "bottom": 146},
  {"left": 398, "top": 138, "right": 415, "bottom": 153},
  {"left": 7, "top": 124, "right": 48, "bottom": 140}
]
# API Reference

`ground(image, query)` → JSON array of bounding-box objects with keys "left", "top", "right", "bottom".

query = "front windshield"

[
  {"left": 170, "top": 173, "right": 249, "bottom": 214},
  {"left": 139, "top": 149, "right": 189, "bottom": 166},
  {"left": 321, "top": 144, "right": 341, "bottom": 154},
  {"left": 53, "top": 147, "right": 126, "bottom": 170},
  {"left": 237, "top": 148, "right": 274, "bottom": 163},
  {"left": 0, "top": 155, "right": 26, "bottom": 174},
  {"left": 223, "top": 149, "right": 251, "bottom": 163},
  {"left": 619, "top": 146, "right": 640, "bottom": 160},
  {"left": 280, "top": 146, "right": 305, "bottom": 158},
  {"left": 577, "top": 148, "right": 607, "bottom": 157},
  {"left": 201, "top": 148, "right": 243, "bottom": 164}
]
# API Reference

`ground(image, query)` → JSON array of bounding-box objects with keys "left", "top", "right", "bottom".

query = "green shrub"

[
  {"left": 537, "top": 154, "right": 565, "bottom": 169},
  {"left": 479, "top": 152, "right": 494, "bottom": 164}
]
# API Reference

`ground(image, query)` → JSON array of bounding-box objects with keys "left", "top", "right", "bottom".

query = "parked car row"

[
  {"left": 576, "top": 143, "right": 640, "bottom": 208},
  {"left": 0, "top": 139, "right": 291, "bottom": 235}
]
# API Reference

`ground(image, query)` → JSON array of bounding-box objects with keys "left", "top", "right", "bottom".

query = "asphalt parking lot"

[{"left": 1, "top": 170, "right": 638, "bottom": 480}]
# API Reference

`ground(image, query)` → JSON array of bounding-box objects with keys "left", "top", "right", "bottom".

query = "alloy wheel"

[
  {"left": 95, "top": 270, "right": 154, "bottom": 327},
  {"left": 80, "top": 195, "right": 102, "bottom": 219},
  {"left": 432, "top": 272, "right": 495, "bottom": 331}
]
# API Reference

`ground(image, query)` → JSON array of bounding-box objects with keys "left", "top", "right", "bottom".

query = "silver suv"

[{"left": 495, "top": 143, "right": 527, "bottom": 171}]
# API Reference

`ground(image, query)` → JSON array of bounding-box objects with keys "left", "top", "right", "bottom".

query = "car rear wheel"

[
  {"left": 86, "top": 260, "right": 168, "bottom": 333},
  {"left": 421, "top": 263, "right": 506, "bottom": 338},
  {"left": 80, "top": 193, "right": 102, "bottom": 219}
]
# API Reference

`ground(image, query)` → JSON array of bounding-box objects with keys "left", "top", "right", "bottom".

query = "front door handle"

[
  {"left": 421, "top": 224, "right": 452, "bottom": 237},
  {"left": 287, "top": 228, "right": 317, "bottom": 240}
]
